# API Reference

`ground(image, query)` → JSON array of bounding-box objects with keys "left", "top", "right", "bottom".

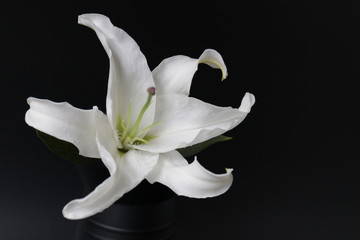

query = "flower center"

[{"left": 116, "top": 87, "right": 157, "bottom": 151}]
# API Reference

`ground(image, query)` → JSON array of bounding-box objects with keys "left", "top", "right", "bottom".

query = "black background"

[{"left": 1, "top": 1, "right": 359, "bottom": 239}]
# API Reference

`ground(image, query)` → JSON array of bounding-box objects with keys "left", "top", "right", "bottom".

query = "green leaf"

[
  {"left": 177, "top": 135, "right": 232, "bottom": 158},
  {"left": 36, "top": 130, "right": 100, "bottom": 164}
]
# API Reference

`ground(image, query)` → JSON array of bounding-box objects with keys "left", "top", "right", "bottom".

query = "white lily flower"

[{"left": 25, "top": 14, "right": 255, "bottom": 220}]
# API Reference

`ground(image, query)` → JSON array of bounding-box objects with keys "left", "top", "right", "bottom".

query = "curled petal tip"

[
  {"left": 77, "top": 15, "right": 83, "bottom": 24},
  {"left": 220, "top": 70, "right": 228, "bottom": 81},
  {"left": 78, "top": 13, "right": 103, "bottom": 22},
  {"left": 62, "top": 209, "right": 75, "bottom": 220},
  {"left": 26, "top": 97, "right": 34, "bottom": 105},
  {"left": 239, "top": 92, "right": 255, "bottom": 113},
  {"left": 199, "top": 49, "right": 228, "bottom": 82},
  {"left": 78, "top": 14, "right": 112, "bottom": 30},
  {"left": 77, "top": 14, "right": 91, "bottom": 25}
]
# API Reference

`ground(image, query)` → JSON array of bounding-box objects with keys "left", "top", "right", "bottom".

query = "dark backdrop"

[{"left": 1, "top": 1, "right": 359, "bottom": 239}]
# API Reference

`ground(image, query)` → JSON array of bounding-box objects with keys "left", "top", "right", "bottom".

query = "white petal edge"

[
  {"left": 152, "top": 49, "right": 228, "bottom": 96},
  {"left": 133, "top": 92, "right": 255, "bottom": 153},
  {"left": 25, "top": 97, "right": 107, "bottom": 158},
  {"left": 78, "top": 14, "right": 155, "bottom": 138},
  {"left": 146, "top": 151, "right": 233, "bottom": 198},
  {"left": 62, "top": 122, "right": 159, "bottom": 219}
]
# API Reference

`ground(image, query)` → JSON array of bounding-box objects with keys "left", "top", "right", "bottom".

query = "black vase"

[{"left": 73, "top": 162, "right": 177, "bottom": 240}]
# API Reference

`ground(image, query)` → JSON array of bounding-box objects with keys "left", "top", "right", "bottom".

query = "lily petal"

[
  {"left": 25, "top": 97, "right": 106, "bottom": 158},
  {"left": 133, "top": 92, "right": 255, "bottom": 153},
  {"left": 78, "top": 14, "right": 155, "bottom": 134},
  {"left": 152, "top": 49, "right": 227, "bottom": 96},
  {"left": 62, "top": 122, "right": 159, "bottom": 219},
  {"left": 146, "top": 151, "right": 233, "bottom": 198}
]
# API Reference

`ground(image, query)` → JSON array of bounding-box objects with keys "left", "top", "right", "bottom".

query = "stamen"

[
  {"left": 120, "top": 104, "right": 132, "bottom": 143},
  {"left": 132, "top": 137, "right": 149, "bottom": 144},
  {"left": 134, "top": 121, "right": 160, "bottom": 139},
  {"left": 120, "top": 120, "right": 126, "bottom": 133}
]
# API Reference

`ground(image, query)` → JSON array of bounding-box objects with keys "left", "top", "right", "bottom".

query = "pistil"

[
  {"left": 117, "top": 87, "right": 156, "bottom": 150},
  {"left": 128, "top": 87, "right": 156, "bottom": 139}
]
